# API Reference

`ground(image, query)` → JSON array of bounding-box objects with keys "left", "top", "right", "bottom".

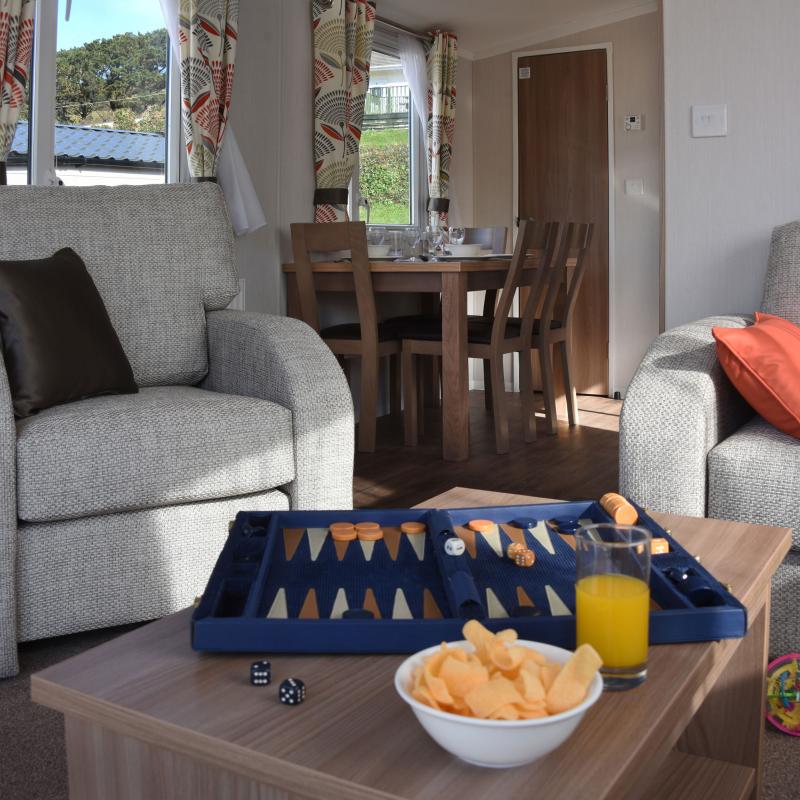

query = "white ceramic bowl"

[
  {"left": 394, "top": 640, "right": 603, "bottom": 768},
  {"left": 447, "top": 243, "right": 482, "bottom": 257},
  {"left": 367, "top": 244, "right": 391, "bottom": 258}
]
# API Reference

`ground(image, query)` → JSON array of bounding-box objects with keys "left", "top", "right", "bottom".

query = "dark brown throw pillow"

[{"left": 0, "top": 248, "right": 138, "bottom": 417}]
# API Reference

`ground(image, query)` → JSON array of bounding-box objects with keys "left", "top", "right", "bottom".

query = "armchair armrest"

[
  {"left": 0, "top": 345, "right": 17, "bottom": 678},
  {"left": 620, "top": 315, "right": 754, "bottom": 517},
  {"left": 202, "top": 310, "right": 354, "bottom": 509}
]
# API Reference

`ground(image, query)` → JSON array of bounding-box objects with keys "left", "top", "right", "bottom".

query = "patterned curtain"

[
  {"left": 426, "top": 31, "right": 457, "bottom": 224},
  {"left": 312, "top": 0, "right": 376, "bottom": 223},
  {"left": 178, "top": 0, "right": 238, "bottom": 181},
  {"left": 0, "top": 0, "right": 34, "bottom": 185}
]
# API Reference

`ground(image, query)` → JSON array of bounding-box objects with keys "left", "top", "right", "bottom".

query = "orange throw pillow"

[{"left": 712, "top": 312, "right": 800, "bottom": 439}]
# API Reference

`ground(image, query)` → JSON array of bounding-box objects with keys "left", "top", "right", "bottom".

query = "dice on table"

[
  {"left": 444, "top": 536, "right": 466, "bottom": 556},
  {"left": 250, "top": 659, "right": 271, "bottom": 686},
  {"left": 279, "top": 677, "right": 306, "bottom": 705}
]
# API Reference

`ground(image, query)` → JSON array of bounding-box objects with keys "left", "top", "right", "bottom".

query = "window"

[
  {"left": 353, "top": 47, "right": 424, "bottom": 227},
  {"left": 6, "top": 76, "right": 30, "bottom": 185},
  {"left": 53, "top": 0, "right": 167, "bottom": 185},
  {"left": 14, "top": 0, "right": 178, "bottom": 186}
]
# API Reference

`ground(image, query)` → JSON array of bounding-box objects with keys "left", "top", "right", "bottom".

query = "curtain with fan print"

[
  {"left": 312, "top": 0, "right": 376, "bottom": 223},
  {"left": 426, "top": 31, "right": 457, "bottom": 225},
  {"left": 178, "top": 0, "right": 237, "bottom": 181},
  {"left": 0, "top": 0, "right": 34, "bottom": 186}
]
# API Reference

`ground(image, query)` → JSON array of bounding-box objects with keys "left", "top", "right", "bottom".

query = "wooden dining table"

[{"left": 282, "top": 255, "right": 550, "bottom": 462}]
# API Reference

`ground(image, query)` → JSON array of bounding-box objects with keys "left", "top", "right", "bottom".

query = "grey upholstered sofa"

[
  {"left": 0, "top": 184, "right": 354, "bottom": 678},
  {"left": 620, "top": 221, "right": 800, "bottom": 656}
]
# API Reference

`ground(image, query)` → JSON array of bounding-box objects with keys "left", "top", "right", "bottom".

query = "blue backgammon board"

[{"left": 191, "top": 501, "right": 747, "bottom": 654}]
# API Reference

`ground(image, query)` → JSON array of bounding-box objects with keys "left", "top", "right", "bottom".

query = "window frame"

[
  {"left": 351, "top": 41, "right": 426, "bottom": 229},
  {"left": 25, "top": 0, "right": 179, "bottom": 186}
]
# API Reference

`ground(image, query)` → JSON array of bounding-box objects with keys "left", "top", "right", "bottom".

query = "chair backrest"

[
  {"left": 536, "top": 222, "right": 594, "bottom": 334},
  {"left": 762, "top": 220, "right": 800, "bottom": 325},
  {"left": 492, "top": 219, "right": 562, "bottom": 347},
  {"left": 290, "top": 221, "right": 378, "bottom": 343},
  {"left": 0, "top": 184, "right": 238, "bottom": 386},
  {"left": 463, "top": 226, "right": 508, "bottom": 254}
]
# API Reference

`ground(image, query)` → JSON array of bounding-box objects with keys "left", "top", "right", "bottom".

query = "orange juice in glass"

[{"left": 575, "top": 524, "right": 651, "bottom": 690}]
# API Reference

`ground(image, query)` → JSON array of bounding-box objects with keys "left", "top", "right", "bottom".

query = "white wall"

[
  {"left": 227, "top": 0, "right": 284, "bottom": 316},
  {"left": 663, "top": 0, "right": 800, "bottom": 328}
]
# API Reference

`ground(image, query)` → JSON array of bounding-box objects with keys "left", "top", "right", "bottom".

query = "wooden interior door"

[{"left": 517, "top": 48, "right": 609, "bottom": 395}]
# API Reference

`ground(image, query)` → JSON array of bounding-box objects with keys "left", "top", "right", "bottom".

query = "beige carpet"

[{"left": 0, "top": 627, "right": 797, "bottom": 799}]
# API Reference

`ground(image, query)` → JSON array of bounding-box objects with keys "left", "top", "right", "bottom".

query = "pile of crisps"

[{"left": 410, "top": 620, "right": 602, "bottom": 720}]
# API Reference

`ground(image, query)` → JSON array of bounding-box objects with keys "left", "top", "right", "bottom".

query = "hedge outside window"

[{"left": 357, "top": 50, "right": 413, "bottom": 226}]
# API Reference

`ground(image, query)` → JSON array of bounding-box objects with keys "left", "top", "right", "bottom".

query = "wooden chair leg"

[
  {"left": 358, "top": 354, "right": 379, "bottom": 453},
  {"left": 538, "top": 342, "right": 558, "bottom": 436},
  {"left": 389, "top": 354, "right": 402, "bottom": 418},
  {"left": 489, "top": 355, "right": 509, "bottom": 454},
  {"left": 518, "top": 349, "right": 537, "bottom": 442},
  {"left": 402, "top": 348, "right": 418, "bottom": 446},
  {"left": 559, "top": 339, "right": 579, "bottom": 427},
  {"left": 416, "top": 357, "right": 426, "bottom": 438},
  {"left": 483, "top": 360, "right": 493, "bottom": 411},
  {"left": 338, "top": 356, "right": 351, "bottom": 385},
  {"left": 429, "top": 356, "right": 442, "bottom": 409}
]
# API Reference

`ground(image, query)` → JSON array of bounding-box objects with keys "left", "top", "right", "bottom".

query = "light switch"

[
  {"left": 691, "top": 104, "right": 728, "bottom": 137},
  {"left": 625, "top": 178, "right": 644, "bottom": 196}
]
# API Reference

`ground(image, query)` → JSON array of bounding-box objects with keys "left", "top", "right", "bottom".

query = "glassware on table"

[
  {"left": 449, "top": 226, "right": 466, "bottom": 246},
  {"left": 425, "top": 224, "right": 444, "bottom": 257},
  {"left": 388, "top": 229, "right": 405, "bottom": 257},
  {"left": 575, "top": 523, "right": 652, "bottom": 691},
  {"left": 367, "top": 226, "right": 386, "bottom": 245},
  {"left": 404, "top": 227, "right": 421, "bottom": 259}
]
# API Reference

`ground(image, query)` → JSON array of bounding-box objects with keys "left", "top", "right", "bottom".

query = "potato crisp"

[{"left": 409, "top": 620, "right": 601, "bottom": 721}]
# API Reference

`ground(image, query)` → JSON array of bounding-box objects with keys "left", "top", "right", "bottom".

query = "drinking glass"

[
  {"left": 425, "top": 224, "right": 444, "bottom": 257},
  {"left": 367, "top": 226, "right": 385, "bottom": 246},
  {"left": 575, "top": 523, "right": 651, "bottom": 690},
  {"left": 404, "top": 227, "right": 421, "bottom": 258},
  {"left": 388, "top": 229, "right": 405, "bottom": 257},
  {"left": 449, "top": 226, "right": 465, "bottom": 245}
]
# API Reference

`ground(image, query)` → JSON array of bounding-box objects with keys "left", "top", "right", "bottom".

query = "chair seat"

[
  {"left": 320, "top": 321, "right": 402, "bottom": 342},
  {"left": 394, "top": 315, "right": 564, "bottom": 345},
  {"left": 16, "top": 386, "right": 295, "bottom": 523}
]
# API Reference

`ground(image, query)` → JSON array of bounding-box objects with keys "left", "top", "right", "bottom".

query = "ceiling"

[{"left": 376, "top": 0, "right": 658, "bottom": 60}]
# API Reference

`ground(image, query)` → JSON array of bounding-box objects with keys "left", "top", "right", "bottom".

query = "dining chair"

[
  {"left": 422, "top": 225, "right": 510, "bottom": 412},
  {"left": 528, "top": 222, "right": 594, "bottom": 435},
  {"left": 290, "top": 221, "right": 401, "bottom": 453},
  {"left": 401, "top": 219, "right": 562, "bottom": 454}
]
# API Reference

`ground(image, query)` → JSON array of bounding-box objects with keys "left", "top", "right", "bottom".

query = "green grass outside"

[
  {"left": 360, "top": 126, "right": 409, "bottom": 147},
  {"left": 368, "top": 201, "right": 410, "bottom": 225}
]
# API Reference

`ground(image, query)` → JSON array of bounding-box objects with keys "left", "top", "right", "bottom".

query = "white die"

[{"left": 444, "top": 537, "right": 466, "bottom": 556}]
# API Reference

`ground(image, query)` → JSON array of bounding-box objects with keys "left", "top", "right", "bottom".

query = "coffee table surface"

[{"left": 32, "top": 487, "right": 791, "bottom": 800}]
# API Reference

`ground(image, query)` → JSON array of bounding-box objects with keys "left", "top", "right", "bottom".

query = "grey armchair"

[
  {"left": 620, "top": 221, "right": 800, "bottom": 656},
  {"left": 0, "top": 184, "right": 354, "bottom": 678}
]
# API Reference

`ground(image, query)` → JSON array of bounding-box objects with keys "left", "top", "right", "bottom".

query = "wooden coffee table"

[{"left": 32, "top": 487, "right": 790, "bottom": 800}]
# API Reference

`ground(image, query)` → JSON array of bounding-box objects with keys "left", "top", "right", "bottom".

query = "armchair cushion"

[
  {"left": 762, "top": 220, "right": 800, "bottom": 325},
  {"left": 713, "top": 312, "right": 800, "bottom": 439},
  {"left": 202, "top": 311, "right": 354, "bottom": 510},
  {"left": 0, "top": 247, "right": 137, "bottom": 418},
  {"left": 619, "top": 315, "right": 754, "bottom": 517},
  {"left": 0, "top": 185, "right": 239, "bottom": 387},
  {"left": 708, "top": 416, "right": 800, "bottom": 547},
  {"left": 16, "top": 386, "right": 294, "bottom": 522}
]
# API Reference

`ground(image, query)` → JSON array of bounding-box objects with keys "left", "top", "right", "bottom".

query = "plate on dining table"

[{"left": 370, "top": 253, "right": 512, "bottom": 262}]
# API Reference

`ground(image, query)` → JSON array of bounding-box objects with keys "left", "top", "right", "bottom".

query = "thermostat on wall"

[{"left": 624, "top": 114, "right": 642, "bottom": 131}]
